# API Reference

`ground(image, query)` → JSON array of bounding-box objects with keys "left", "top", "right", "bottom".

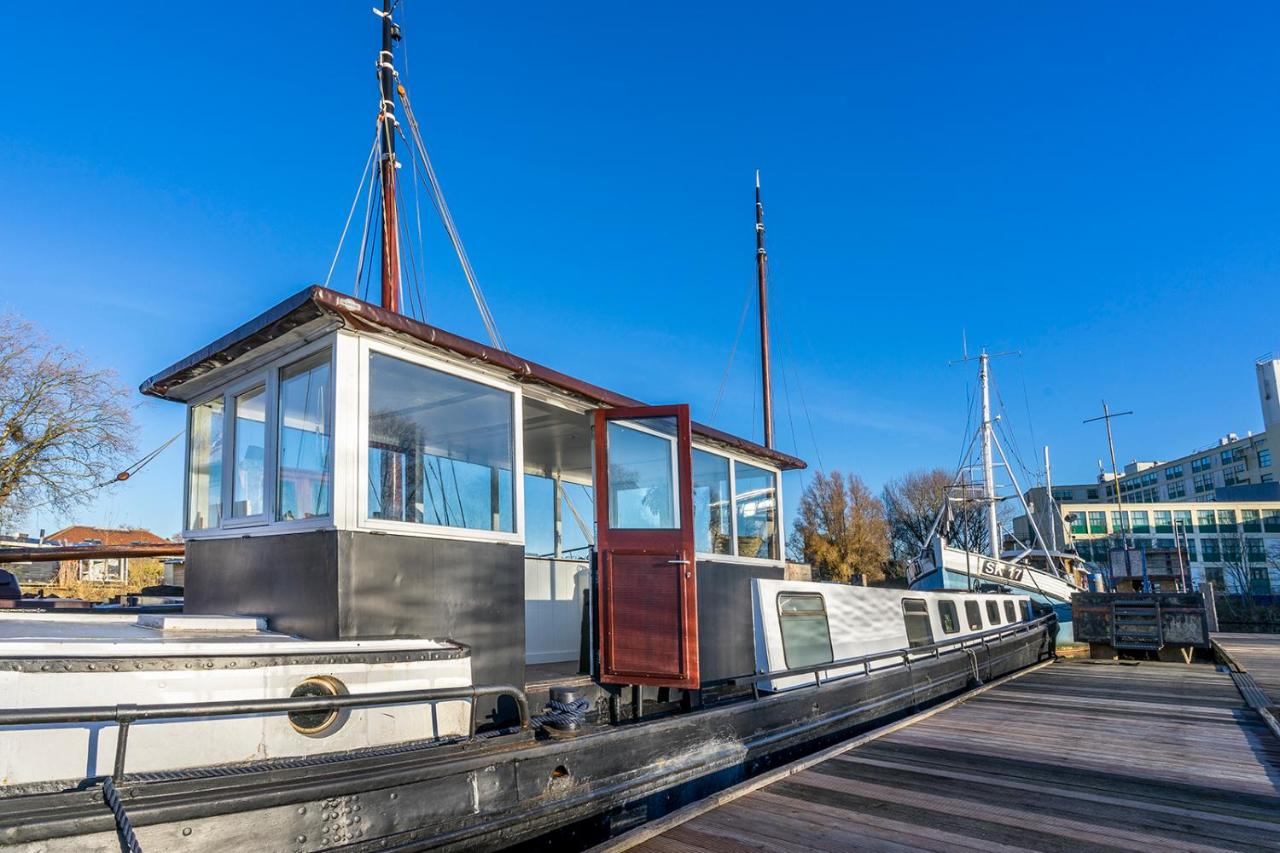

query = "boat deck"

[{"left": 608, "top": 658, "right": 1280, "bottom": 852}]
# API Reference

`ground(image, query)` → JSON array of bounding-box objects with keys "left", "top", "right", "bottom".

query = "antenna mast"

[
  {"left": 377, "top": 0, "right": 402, "bottom": 313},
  {"left": 755, "top": 171, "right": 774, "bottom": 449},
  {"left": 951, "top": 345, "right": 1018, "bottom": 558}
]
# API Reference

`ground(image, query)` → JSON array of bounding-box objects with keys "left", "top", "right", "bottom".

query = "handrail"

[
  {"left": 0, "top": 683, "right": 529, "bottom": 781},
  {"left": 706, "top": 613, "right": 1056, "bottom": 694}
]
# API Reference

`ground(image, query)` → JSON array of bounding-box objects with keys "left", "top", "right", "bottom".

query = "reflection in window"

[
  {"left": 986, "top": 600, "right": 1001, "bottom": 624},
  {"left": 735, "top": 462, "right": 778, "bottom": 559},
  {"left": 693, "top": 450, "right": 731, "bottom": 554},
  {"left": 188, "top": 398, "right": 224, "bottom": 530},
  {"left": 1003, "top": 600, "right": 1017, "bottom": 622},
  {"left": 277, "top": 350, "right": 332, "bottom": 521},
  {"left": 964, "top": 600, "right": 983, "bottom": 630},
  {"left": 607, "top": 419, "right": 677, "bottom": 529},
  {"left": 777, "top": 593, "right": 833, "bottom": 668},
  {"left": 231, "top": 386, "right": 266, "bottom": 517},
  {"left": 938, "top": 600, "right": 959, "bottom": 634},
  {"left": 368, "top": 353, "right": 513, "bottom": 532},
  {"left": 902, "top": 599, "right": 933, "bottom": 648}
]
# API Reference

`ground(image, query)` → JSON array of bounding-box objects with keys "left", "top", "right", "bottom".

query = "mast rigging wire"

[
  {"left": 711, "top": 277, "right": 757, "bottom": 423},
  {"left": 324, "top": 122, "right": 381, "bottom": 289}
]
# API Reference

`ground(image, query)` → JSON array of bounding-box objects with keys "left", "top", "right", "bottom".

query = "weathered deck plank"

[
  {"left": 620, "top": 660, "right": 1280, "bottom": 852},
  {"left": 1215, "top": 633, "right": 1280, "bottom": 700}
]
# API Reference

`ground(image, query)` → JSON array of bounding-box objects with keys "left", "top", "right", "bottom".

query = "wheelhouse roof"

[{"left": 140, "top": 285, "right": 807, "bottom": 471}]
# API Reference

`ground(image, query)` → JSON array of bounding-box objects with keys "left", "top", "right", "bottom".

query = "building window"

[
  {"left": 1264, "top": 510, "right": 1280, "bottom": 532},
  {"left": 1164, "top": 465, "right": 1184, "bottom": 480},
  {"left": 79, "top": 557, "right": 127, "bottom": 583},
  {"left": 277, "top": 350, "right": 333, "bottom": 522},
  {"left": 1174, "top": 509, "right": 1193, "bottom": 531},
  {"left": 777, "top": 593, "right": 833, "bottom": 668},
  {"left": 1260, "top": 449, "right": 1272, "bottom": 469},
  {"left": 1086, "top": 488, "right": 1099, "bottom": 500},
  {"left": 1112, "top": 510, "right": 1126, "bottom": 532},
  {"left": 1250, "top": 566, "right": 1272, "bottom": 596},
  {"left": 1183, "top": 538, "right": 1196, "bottom": 561},
  {"left": 1191, "top": 456, "right": 1213, "bottom": 473},
  {"left": 693, "top": 450, "right": 732, "bottom": 555},
  {"left": 1052, "top": 488, "right": 1075, "bottom": 501},
  {"left": 230, "top": 385, "right": 266, "bottom": 518},
  {"left": 1154, "top": 511, "right": 1172, "bottom": 534},
  {"left": 1166, "top": 480, "right": 1187, "bottom": 499},
  {"left": 1202, "top": 538, "right": 1221, "bottom": 562},
  {"left": 1217, "top": 509, "right": 1237, "bottom": 529},
  {"left": 1242, "top": 510, "right": 1262, "bottom": 532},
  {"left": 734, "top": 461, "right": 778, "bottom": 560},
  {"left": 1070, "top": 514, "right": 1088, "bottom": 535},
  {"left": 1246, "top": 537, "right": 1266, "bottom": 563},
  {"left": 1088, "top": 511, "right": 1108, "bottom": 534},
  {"left": 1222, "top": 537, "right": 1241, "bottom": 562},
  {"left": 1193, "top": 473, "right": 1215, "bottom": 494},
  {"left": 1223, "top": 463, "right": 1248, "bottom": 486},
  {"left": 964, "top": 600, "right": 983, "bottom": 631},
  {"left": 1204, "top": 565, "right": 1225, "bottom": 591},
  {"left": 1196, "top": 510, "right": 1217, "bottom": 532},
  {"left": 902, "top": 599, "right": 934, "bottom": 649},
  {"left": 938, "top": 600, "right": 959, "bottom": 634},
  {"left": 1155, "top": 538, "right": 1175, "bottom": 550},
  {"left": 367, "top": 352, "right": 514, "bottom": 532},
  {"left": 1130, "top": 511, "right": 1150, "bottom": 534},
  {"left": 188, "top": 397, "right": 224, "bottom": 530}
]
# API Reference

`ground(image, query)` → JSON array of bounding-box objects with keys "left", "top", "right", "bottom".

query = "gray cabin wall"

[
  {"left": 184, "top": 531, "right": 525, "bottom": 726},
  {"left": 696, "top": 560, "right": 784, "bottom": 683}
]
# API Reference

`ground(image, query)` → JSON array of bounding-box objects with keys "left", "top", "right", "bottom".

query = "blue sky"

[{"left": 2, "top": 3, "right": 1279, "bottom": 538}]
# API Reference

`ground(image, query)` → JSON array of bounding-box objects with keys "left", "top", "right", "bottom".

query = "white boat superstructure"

[
  {"left": 753, "top": 579, "right": 1031, "bottom": 692},
  {"left": 0, "top": 612, "right": 471, "bottom": 788}
]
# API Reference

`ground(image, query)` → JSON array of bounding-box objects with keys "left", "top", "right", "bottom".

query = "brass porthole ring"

[{"left": 288, "top": 675, "right": 348, "bottom": 736}]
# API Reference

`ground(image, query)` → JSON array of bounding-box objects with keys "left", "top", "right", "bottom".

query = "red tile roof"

[{"left": 47, "top": 526, "right": 170, "bottom": 546}]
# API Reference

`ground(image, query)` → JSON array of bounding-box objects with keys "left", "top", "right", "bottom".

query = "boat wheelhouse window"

[
  {"left": 901, "top": 599, "right": 933, "bottom": 648},
  {"left": 606, "top": 418, "right": 678, "bottom": 529},
  {"left": 985, "top": 600, "right": 1001, "bottom": 625},
  {"left": 734, "top": 461, "right": 778, "bottom": 560},
  {"left": 938, "top": 600, "right": 960, "bottom": 634},
  {"left": 277, "top": 350, "right": 333, "bottom": 521},
  {"left": 231, "top": 385, "right": 266, "bottom": 518},
  {"left": 1003, "top": 599, "right": 1017, "bottom": 622},
  {"left": 777, "top": 592, "right": 833, "bottom": 668},
  {"left": 693, "top": 450, "right": 732, "bottom": 554},
  {"left": 964, "top": 600, "right": 983, "bottom": 631},
  {"left": 187, "top": 397, "right": 224, "bottom": 530},
  {"left": 367, "top": 352, "right": 514, "bottom": 532}
]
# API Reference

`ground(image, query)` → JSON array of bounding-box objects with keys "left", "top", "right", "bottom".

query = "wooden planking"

[
  {"left": 625, "top": 660, "right": 1280, "bottom": 852},
  {"left": 1215, "top": 633, "right": 1280, "bottom": 701}
]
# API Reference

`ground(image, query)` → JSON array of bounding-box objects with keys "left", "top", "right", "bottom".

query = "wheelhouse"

[{"left": 142, "top": 286, "right": 805, "bottom": 721}]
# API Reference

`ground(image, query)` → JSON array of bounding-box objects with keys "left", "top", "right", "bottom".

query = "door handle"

[{"left": 667, "top": 559, "right": 690, "bottom": 565}]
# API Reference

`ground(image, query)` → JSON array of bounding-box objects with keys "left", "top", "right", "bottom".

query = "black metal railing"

[
  {"left": 0, "top": 683, "right": 529, "bottom": 781},
  {"left": 706, "top": 613, "right": 1055, "bottom": 697}
]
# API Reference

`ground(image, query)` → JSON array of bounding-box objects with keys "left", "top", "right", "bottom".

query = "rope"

[
  {"left": 102, "top": 777, "right": 143, "bottom": 853},
  {"left": 711, "top": 277, "right": 756, "bottom": 422},
  {"left": 324, "top": 121, "right": 381, "bottom": 289},
  {"left": 530, "top": 696, "right": 591, "bottom": 730}
]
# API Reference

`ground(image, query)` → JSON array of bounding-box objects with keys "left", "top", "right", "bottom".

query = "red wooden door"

[{"left": 594, "top": 405, "right": 699, "bottom": 688}]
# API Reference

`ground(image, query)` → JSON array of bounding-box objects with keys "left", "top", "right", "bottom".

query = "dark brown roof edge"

[{"left": 141, "top": 286, "right": 807, "bottom": 471}]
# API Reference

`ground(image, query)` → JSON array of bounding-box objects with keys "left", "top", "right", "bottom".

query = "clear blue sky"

[{"left": 3, "top": 2, "right": 1279, "bottom": 538}]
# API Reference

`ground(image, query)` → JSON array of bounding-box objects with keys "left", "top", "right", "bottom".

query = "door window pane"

[
  {"left": 368, "top": 353, "right": 514, "bottom": 532},
  {"left": 777, "top": 593, "right": 833, "bottom": 668},
  {"left": 693, "top": 450, "right": 731, "bottom": 554},
  {"left": 187, "top": 398, "right": 224, "bottom": 530},
  {"left": 607, "top": 419, "right": 677, "bottom": 529},
  {"left": 277, "top": 350, "right": 333, "bottom": 521},
  {"left": 902, "top": 599, "right": 933, "bottom": 648},
  {"left": 734, "top": 461, "right": 778, "bottom": 559},
  {"left": 231, "top": 386, "right": 266, "bottom": 517}
]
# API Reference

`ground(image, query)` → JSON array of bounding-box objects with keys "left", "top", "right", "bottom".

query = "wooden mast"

[
  {"left": 378, "top": 0, "right": 401, "bottom": 313},
  {"left": 755, "top": 171, "right": 775, "bottom": 449}
]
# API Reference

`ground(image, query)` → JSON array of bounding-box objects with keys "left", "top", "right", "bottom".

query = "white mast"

[
  {"left": 1043, "top": 445, "right": 1057, "bottom": 552},
  {"left": 979, "top": 351, "right": 999, "bottom": 558}
]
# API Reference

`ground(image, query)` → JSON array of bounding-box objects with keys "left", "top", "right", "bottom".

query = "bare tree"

[
  {"left": 0, "top": 315, "right": 135, "bottom": 525},
  {"left": 788, "top": 470, "right": 890, "bottom": 583},
  {"left": 882, "top": 468, "right": 988, "bottom": 575}
]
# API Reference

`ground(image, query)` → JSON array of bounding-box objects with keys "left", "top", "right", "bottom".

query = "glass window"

[
  {"left": 1222, "top": 537, "right": 1241, "bottom": 561},
  {"left": 1217, "top": 510, "right": 1237, "bottom": 529},
  {"left": 902, "top": 599, "right": 933, "bottom": 649},
  {"left": 1088, "top": 511, "right": 1108, "bottom": 534},
  {"left": 1086, "top": 488, "right": 1099, "bottom": 500},
  {"left": 1242, "top": 509, "right": 1262, "bottom": 532},
  {"left": 777, "top": 593, "right": 833, "bottom": 668},
  {"left": 1130, "top": 511, "right": 1150, "bottom": 533},
  {"left": 1167, "top": 480, "right": 1186, "bottom": 499},
  {"left": 938, "top": 600, "right": 959, "bottom": 634},
  {"left": 1183, "top": 538, "right": 1196, "bottom": 561},
  {"left": 734, "top": 461, "right": 778, "bottom": 559},
  {"left": 1260, "top": 449, "right": 1272, "bottom": 468},
  {"left": 1003, "top": 600, "right": 1017, "bottom": 622},
  {"left": 230, "top": 385, "right": 266, "bottom": 518},
  {"left": 367, "top": 353, "right": 514, "bottom": 532},
  {"left": 964, "top": 600, "right": 983, "bottom": 631},
  {"left": 276, "top": 351, "right": 333, "bottom": 521},
  {"left": 693, "top": 450, "right": 731, "bottom": 555},
  {"left": 1174, "top": 510, "right": 1193, "bottom": 531},
  {"left": 605, "top": 418, "right": 677, "bottom": 529},
  {"left": 1202, "top": 538, "right": 1221, "bottom": 562},
  {"left": 1246, "top": 537, "right": 1266, "bottom": 563},
  {"left": 985, "top": 600, "right": 1001, "bottom": 625},
  {"left": 188, "top": 398, "right": 224, "bottom": 530},
  {"left": 1264, "top": 510, "right": 1280, "bottom": 532},
  {"left": 1154, "top": 511, "right": 1172, "bottom": 534},
  {"left": 1196, "top": 510, "right": 1217, "bottom": 532},
  {"left": 1070, "top": 514, "right": 1087, "bottom": 535}
]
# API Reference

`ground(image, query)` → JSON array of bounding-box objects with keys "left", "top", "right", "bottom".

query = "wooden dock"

[
  {"left": 1215, "top": 633, "right": 1280, "bottom": 701},
  {"left": 606, "top": 659, "right": 1280, "bottom": 852}
]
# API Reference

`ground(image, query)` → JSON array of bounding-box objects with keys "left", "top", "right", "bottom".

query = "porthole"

[{"left": 288, "top": 675, "right": 347, "bottom": 736}]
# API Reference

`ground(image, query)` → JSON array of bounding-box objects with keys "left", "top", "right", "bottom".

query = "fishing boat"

[
  {"left": 0, "top": 6, "right": 1056, "bottom": 851},
  {"left": 907, "top": 351, "right": 1088, "bottom": 642}
]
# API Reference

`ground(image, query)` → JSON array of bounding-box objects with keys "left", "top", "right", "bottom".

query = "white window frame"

[
  {"left": 355, "top": 336, "right": 524, "bottom": 545},
  {"left": 181, "top": 337, "right": 336, "bottom": 540},
  {"left": 691, "top": 442, "right": 785, "bottom": 566}
]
